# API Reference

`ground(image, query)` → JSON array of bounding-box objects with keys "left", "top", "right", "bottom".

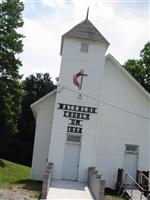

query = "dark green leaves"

[
  {"left": 0, "top": 0, "right": 24, "bottom": 136},
  {"left": 123, "top": 42, "right": 150, "bottom": 93}
]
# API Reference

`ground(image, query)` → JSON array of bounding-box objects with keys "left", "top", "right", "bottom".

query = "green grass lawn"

[
  {"left": 0, "top": 159, "right": 42, "bottom": 198},
  {"left": 0, "top": 159, "right": 31, "bottom": 185}
]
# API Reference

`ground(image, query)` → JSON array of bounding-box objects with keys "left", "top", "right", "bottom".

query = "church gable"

[
  {"left": 105, "top": 54, "right": 150, "bottom": 100},
  {"left": 31, "top": 89, "right": 57, "bottom": 116},
  {"left": 60, "top": 19, "right": 109, "bottom": 55},
  {"left": 104, "top": 55, "right": 149, "bottom": 117},
  {"left": 62, "top": 20, "right": 109, "bottom": 44}
]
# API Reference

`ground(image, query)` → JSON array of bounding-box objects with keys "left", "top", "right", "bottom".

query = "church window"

[
  {"left": 125, "top": 144, "right": 139, "bottom": 153},
  {"left": 67, "top": 135, "right": 81, "bottom": 143},
  {"left": 81, "top": 43, "right": 89, "bottom": 53}
]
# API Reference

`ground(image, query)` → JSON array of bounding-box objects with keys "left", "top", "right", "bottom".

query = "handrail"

[
  {"left": 119, "top": 170, "right": 146, "bottom": 200},
  {"left": 123, "top": 170, "right": 145, "bottom": 192},
  {"left": 138, "top": 171, "right": 150, "bottom": 184}
]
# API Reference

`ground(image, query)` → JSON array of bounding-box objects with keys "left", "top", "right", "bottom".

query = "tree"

[
  {"left": 18, "top": 73, "right": 56, "bottom": 165},
  {"left": 123, "top": 42, "right": 150, "bottom": 93},
  {"left": 0, "top": 0, "right": 24, "bottom": 163},
  {"left": 0, "top": 0, "right": 24, "bottom": 137}
]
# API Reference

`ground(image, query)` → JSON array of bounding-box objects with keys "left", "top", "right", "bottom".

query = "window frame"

[
  {"left": 80, "top": 43, "right": 89, "bottom": 53},
  {"left": 125, "top": 144, "right": 139, "bottom": 154},
  {"left": 66, "top": 133, "right": 81, "bottom": 144}
]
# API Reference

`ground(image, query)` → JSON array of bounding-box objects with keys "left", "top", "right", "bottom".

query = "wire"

[{"left": 60, "top": 85, "right": 150, "bottom": 121}]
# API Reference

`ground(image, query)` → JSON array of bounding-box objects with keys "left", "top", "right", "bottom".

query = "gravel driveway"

[{"left": 0, "top": 188, "right": 38, "bottom": 200}]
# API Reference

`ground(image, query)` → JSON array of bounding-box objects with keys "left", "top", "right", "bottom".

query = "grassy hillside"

[
  {"left": 0, "top": 159, "right": 31, "bottom": 185},
  {"left": 0, "top": 159, "right": 41, "bottom": 199}
]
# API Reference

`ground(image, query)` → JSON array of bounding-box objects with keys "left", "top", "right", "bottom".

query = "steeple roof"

[{"left": 60, "top": 19, "right": 110, "bottom": 55}]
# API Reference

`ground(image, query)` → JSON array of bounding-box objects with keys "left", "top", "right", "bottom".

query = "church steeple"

[
  {"left": 85, "top": 7, "right": 89, "bottom": 22},
  {"left": 48, "top": 11, "right": 109, "bottom": 183},
  {"left": 60, "top": 12, "right": 109, "bottom": 55}
]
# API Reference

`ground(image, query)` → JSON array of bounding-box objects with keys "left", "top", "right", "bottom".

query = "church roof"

[
  {"left": 31, "top": 89, "right": 57, "bottom": 118},
  {"left": 105, "top": 54, "right": 150, "bottom": 99},
  {"left": 60, "top": 19, "right": 110, "bottom": 55}
]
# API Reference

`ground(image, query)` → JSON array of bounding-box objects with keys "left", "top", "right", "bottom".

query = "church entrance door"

[{"left": 62, "top": 142, "right": 80, "bottom": 180}]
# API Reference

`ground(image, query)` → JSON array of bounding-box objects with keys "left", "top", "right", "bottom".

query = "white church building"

[{"left": 31, "top": 16, "right": 150, "bottom": 189}]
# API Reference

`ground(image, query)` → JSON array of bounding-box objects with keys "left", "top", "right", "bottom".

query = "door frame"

[
  {"left": 123, "top": 144, "right": 139, "bottom": 179},
  {"left": 61, "top": 134, "right": 82, "bottom": 180}
]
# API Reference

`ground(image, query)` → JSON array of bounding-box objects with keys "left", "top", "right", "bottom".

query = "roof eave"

[
  {"left": 105, "top": 54, "right": 150, "bottom": 99},
  {"left": 60, "top": 19, "right": 110, "bottom": 55},
  {"left": 60, "top": 35, "right": 109, "bottom": 55},
  {"left": 31, "top": 89, "right": 57, "bottom": 111}
]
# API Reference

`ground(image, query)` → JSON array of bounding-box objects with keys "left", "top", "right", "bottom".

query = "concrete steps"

[
  {"left": 126, "top": 189, "right": 147, "bottom": 200},
  {"left": 47, "top": 179, "right": 93, "bottom": 199}
]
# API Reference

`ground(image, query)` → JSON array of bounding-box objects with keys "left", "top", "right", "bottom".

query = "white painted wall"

[
  {"left": 59, "top": 38, "right": 107, "bottom": 98},
  {"left": 31, "top": 93, "right": 56, "bottom": 180},
  {"left": 48, "top": 38, "right": 107, "bottom": 182},
  {"left": 95, "top": 57, "right": 150, "bottom": 188},
  {"left": 31, "top": 37, "right": 150, "bottom": 190}
]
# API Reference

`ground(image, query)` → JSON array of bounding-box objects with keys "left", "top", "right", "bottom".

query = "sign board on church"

[{"left": 58, "top": 103, "right": 97, "bottom": 135}]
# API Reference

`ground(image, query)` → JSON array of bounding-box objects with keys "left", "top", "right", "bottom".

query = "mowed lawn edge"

[
  {"left": 0, "top": 159, "right": 126, "bottom": 200},
  {"left": 0, "top": 159, "right": 42, "bottom": 199}
]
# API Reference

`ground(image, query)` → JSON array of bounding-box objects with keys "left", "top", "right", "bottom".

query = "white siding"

[
  {"left": 32, "top": 93, "right": 56, "bottom": 180},
  {"left": 31, "top": 39, "right": 150, "bottom": 190},
  {"left": 95, "top": 58, "right": 149, "bottom": 188},
  {"left": 48, "top": 38, "right": 107, "bottom": 182},
  {"left": 59, "top": 38, "right": 107, "bottom": 98}
]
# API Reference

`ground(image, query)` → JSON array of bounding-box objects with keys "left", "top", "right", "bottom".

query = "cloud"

[
  {"left": 72, "top": 0, "right": 149, "bottom": 60},
  {"left": 20, "top": 4, "right": 73, "bottom": 80},
  {"left": 20, "top": 0, "right": 149, "bottom": 81},
  {"left": 42, "top": 0, "right": 67, "bottom": 8}
]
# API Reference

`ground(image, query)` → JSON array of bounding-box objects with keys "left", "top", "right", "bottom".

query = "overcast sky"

[{"left": 20, "top": 0, "right": 150, "bottom": 81}]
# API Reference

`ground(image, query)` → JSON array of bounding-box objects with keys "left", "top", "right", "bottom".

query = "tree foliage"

[
  {"left": 0, "top": 0, "right": 56, "bottom": 166},
  {"left": 123, "top": 42, "right": 150, "bottom": 93},
  {"left": 0, "top": 0, "right": 24, "bottom": 137},
  {"left": 0, "top": 0, "right": 25, "bottom": 165},
  {"left": 18, "top": 73, "right": 56, "bottom": 165}
]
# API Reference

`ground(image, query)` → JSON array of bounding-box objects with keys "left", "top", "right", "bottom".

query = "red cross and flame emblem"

[{"left": 73, "top": 69, "right": 87, "bottom": 90}]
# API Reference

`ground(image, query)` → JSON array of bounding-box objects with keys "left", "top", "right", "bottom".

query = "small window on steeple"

[{"left": 81, "top": 43, "right": 89, "bottom": 53}]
